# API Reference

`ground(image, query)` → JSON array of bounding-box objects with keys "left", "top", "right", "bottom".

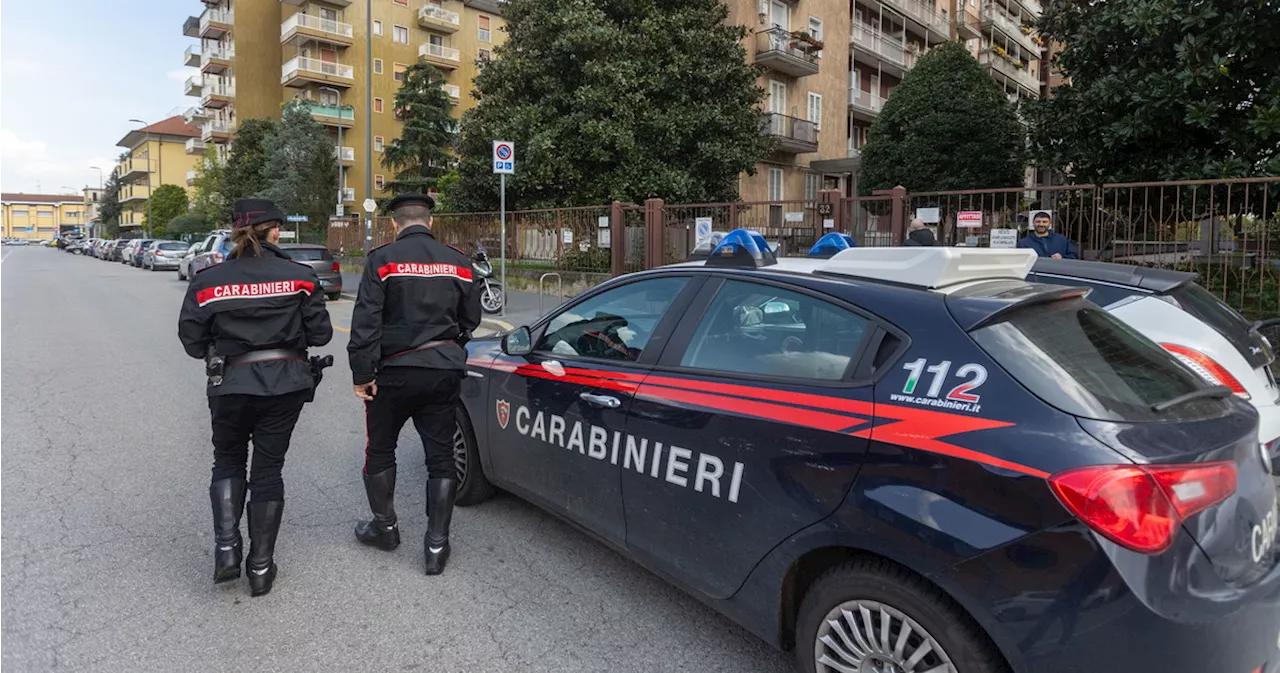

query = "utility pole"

[
  {"left": 364, "top": 0, "right": 373, "bottom": 256},
  {"left": 320, "top": 86, "right": 344, "bottom": 219}
]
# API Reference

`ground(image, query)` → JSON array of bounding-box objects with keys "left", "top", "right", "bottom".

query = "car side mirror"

[{"left": 502, "top": 326, "right": 533, "bottom": 356}]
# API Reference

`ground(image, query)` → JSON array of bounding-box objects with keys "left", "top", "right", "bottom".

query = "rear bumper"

[
  {"left": 316, "top": 276, "right": 342, "bottom": 293},
  {"left": 151, "top": 260, "right": 180, "bottom": 268}
]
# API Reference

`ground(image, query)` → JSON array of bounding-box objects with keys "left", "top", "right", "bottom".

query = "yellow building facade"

[
  {"left": 181, "top": 0, "right": 507, "bottom": 214},
  {"left": 114, "top": 117, "right": 203, "bottom": 231},
  {"left": 1, "top": 194, "right": 91, "bottom": 240}
]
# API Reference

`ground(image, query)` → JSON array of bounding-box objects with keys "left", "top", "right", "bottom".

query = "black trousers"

[
  {"left": 209, "top": 390, "right": 309, "bottom": 502},
  {"left": 364, "top": 368, "right": 462, "bottom": 479}
]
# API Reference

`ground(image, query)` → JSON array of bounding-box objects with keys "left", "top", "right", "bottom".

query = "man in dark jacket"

[
  {"left": 904, "top": 218, "right": 937, "bottom": 246},
  {"left": 1018, "top": 212, "right": 1078, "bottom": 259},
  {"left": 348, "top": 192, "right": 483, "bottom": 575}
]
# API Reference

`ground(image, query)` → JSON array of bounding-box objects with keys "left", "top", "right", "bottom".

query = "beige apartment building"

[
  {"left": 1, "top": 194, "right": 92, "bottom": 240},
  {"left": 115, "top": 117, "right": 204, "bottom": 231},
  {"left": 180, "top": 0, "right": 506, "bottom": 213}
]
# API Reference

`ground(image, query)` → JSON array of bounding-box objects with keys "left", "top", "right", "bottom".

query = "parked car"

[
  {"left": 129, "top": 239, "right": 158, "bottom": 267},
  {"left": 176, "top": 241, "right": 203, "bottom": 281},
  {"left": 119, "top": 240, "right": 140, "bottom": 264},
  {"left": 187, "top": 230, "right": 234, "bottom": 279},
  {"left": 143, "top": 240, "right": 190, "bottom": 271},
  {"left": 107, "top": 239, "right": 130, "bottom": 261},
  {"left": 278, "top": 243, "right": 342, "bottom": 300}
]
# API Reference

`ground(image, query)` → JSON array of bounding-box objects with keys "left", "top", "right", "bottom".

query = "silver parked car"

[
  {"left": 143, "top": 240, "right": 190, "bottom": 271},
  {"left": 176, "top": 241, "right": 203, "bottom": 281}
]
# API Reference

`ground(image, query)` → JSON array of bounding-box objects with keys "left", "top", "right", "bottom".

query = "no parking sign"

[{"left": 492, "top": 141, "right": 515, "bottom": 174}]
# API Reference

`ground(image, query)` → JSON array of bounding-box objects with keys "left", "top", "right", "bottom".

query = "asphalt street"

[
  {"left": 342, "top": 269, "right": 563, "bottom": 331},
  {"left": 1, "top": 247, "right": 793, "bottom": 673}
]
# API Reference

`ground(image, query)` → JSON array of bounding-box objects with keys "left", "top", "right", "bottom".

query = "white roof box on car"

[{"left": 819, "top": 247, "right": 1038, "bottom": 289}]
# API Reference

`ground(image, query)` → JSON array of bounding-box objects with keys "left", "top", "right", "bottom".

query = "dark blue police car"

[{"left": 453, "top": 230, "right": 1280, "bottom": 673}]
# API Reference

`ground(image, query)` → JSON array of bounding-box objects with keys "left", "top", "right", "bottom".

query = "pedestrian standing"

[
  {"left": 348, "top": 193, "right": 482, "bottom": 575},
  {"left": 178, "top": 199, "right": 333, "bottom": 596},
  {"left": 1017, "top": 212, "right": 1078, "bottom": 259},
  {"left": 903, "top": 218, "right": 938, "bottom": 246}
]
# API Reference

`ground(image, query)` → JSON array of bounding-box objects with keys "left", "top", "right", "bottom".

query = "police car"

[{"left": 454, "top": 230, "right": 1280, "bottom": 673}]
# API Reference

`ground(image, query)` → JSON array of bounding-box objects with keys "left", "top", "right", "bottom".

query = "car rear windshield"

[
  {"left": 284, "top": 248, "right": 333, "bottom": 261},
  {"left": 1167, "top": 282, "right": 1262, "bottom": 358},
  {"left": 158, "top": 242, "right": 188, "bottom": 251},
  {"left": 971, "top": 298, "right": 1229, "bottom": 422}
]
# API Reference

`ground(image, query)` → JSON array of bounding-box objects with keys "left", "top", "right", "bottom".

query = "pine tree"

[
  {"left": 222, "top": 118, "right": 277, "bottom": 205},
  {"left": 383, "top": 62, "right": 456, "bottom": 195}
]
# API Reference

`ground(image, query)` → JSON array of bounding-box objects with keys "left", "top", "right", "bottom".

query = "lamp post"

[
  {"left": 319, "top": 85, "right": 344, "bottom": 217},
  {"left": 128, "top": 118, "right": 153, "bottom": 237},
  {"left": 89, "top": 166, "right": 104, "bottom": 238},
  {"left": 364, "top": 0, "right": 373, "bottom": 256}
]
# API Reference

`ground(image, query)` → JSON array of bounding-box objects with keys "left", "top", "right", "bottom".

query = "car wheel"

[
  {"left": 454, "top": 406, "right": 495, "bottom": 507},
  {"left": 796, "top": 558, "right": 1008, "bottom": 673},
  {"left": 177, "top": 267, "right": 186, "bottom": 281},
  {"left": 326, "top": 291, "right": 341, "bottom": 301}
]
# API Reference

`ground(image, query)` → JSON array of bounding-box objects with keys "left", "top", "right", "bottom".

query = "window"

[
  {"left": 393, "top": 63, "right": 408, "bottom": 81},
  {"left": 478, "top": 15, "right": 491, "bottom": 42},
  {"left": 37, "top": 211, "right": 53, "bottom": 217},
  {"left": 374, "top": 58, "right": 383, "bottom": 74},
  {"left": 12, "top": 209, "right": 27, "bottom": 217},
  {"left": 282, "top": 248, "right": 333, "bottom": 262},
  {"left": 375, "top": 174, "right": 385, "bottom": 190},
  {"left": 805, "top": 173, "right": 821, "bottom": 201},
  {"left": 680, "top": 281, "right": 869, "bottom": 381},
  {"left": 393, "top": 25, "right": 409, "bottom": 44},
  {"left": 374, "top": 136, "right": 384, "bottom": 151},
  {"left": 372, "top": 20, "right": 382, "bottom": 36},
  {"left": 478, "top": 48, "right": 492, "bottom": 64},
  {"left": 768, "top": 168, "right": 784, "bottom": 201},
  {"left": 374, "top": 97, "right": 384, "bottom": 113},
  {"left": 807, "top": 92, "right": 822, "bottom": 130},
  {"left": 534, "top": 278, "right": 689, "bottom": 362},
  {"left": 807, "top": 17, "right": 824, "bottom": 42}
]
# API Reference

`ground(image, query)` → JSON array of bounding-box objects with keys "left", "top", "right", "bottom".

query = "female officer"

[{"left": 178, "top": 198, "right": 333, "bottom": 596}]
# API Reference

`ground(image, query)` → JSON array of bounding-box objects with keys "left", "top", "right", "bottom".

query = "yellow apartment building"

[
  {"left": 181, "top": 0, "right": 506, "bottom": 214},
  {"left": 1, "top": 194, "right": 91, "bottom": 240},
  {"left": 114, "top": 117, "right": 203, "bottom": 232}
]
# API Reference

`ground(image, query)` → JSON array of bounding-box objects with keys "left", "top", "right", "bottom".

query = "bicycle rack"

[{"left": 538, "top": 272, "right": 563, "bottom": 316}]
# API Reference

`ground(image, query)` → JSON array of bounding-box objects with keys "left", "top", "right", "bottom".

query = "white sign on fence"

[
  {"left": 989, "top": 228, "right": 1018, "bottom": 249},
  {"left": 278, "top": 230, "right": 297, "bottom": 240},
  {"left": 562, "top": 229, "right": 573, "bottom": 244},
  {"left": 598, "top": 229, "right": 611, "bottom": 248},
  {"left": 598, "top": 216, "right": 609, "bottom": 228},
  {"left": 916, "top": 207, "right": 940, "bottom": 224},
  {"left": 694, "top": 217, "right": 713, "bottom": 246},
  {"left": 957, "top": 211, "right": 984, "bottom": 229},
  {"left": 785, "top": 211, "right": 805, "bottom": 223},
  {"left": 823, "top": 218, "right": 835, "bottom": 230}
]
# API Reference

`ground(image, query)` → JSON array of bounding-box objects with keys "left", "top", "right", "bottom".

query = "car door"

[
  {"left": 620, "top": 277, "right": 879, "bottom": 600},
  {"left": 483, "top": 275, "right": 701, "bottom": 548}
]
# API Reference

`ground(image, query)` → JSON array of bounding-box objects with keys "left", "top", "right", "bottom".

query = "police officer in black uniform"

[
  {"left": 178, "top": 198, "right": 333, "bottom": 596},
  {"left": 348, "top": 192, "right": 482, "bottom": 575}
]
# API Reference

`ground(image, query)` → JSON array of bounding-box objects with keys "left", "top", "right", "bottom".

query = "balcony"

[
  {"left": 281, "top": 12, "right": 354, "bottom": 47},
  {"left": 306, "top": 102, "right": 355, "bottom": 128},
  {"left": 335, "top": 146, "right": 355, "bottom": 164},
  {"left": 183, "top": 15, "right": 200, "bottom": 38},
  {"left": 442, "top": 83, "right": 460, "bottom": 99},
  {"left": 342, "top": 187, "right": 356, "bottom": 202},
  {"left": 754, "top": 28, "right": 820, "bottom": 77},
  {"left": 186, "top": 137, "right": 208, "bottom": 154},
  {"left": 980, "top": 49, "right": 1040, "bottom": 95},
  {"left": 957, "top": 11, "right": 983, "bottom": 40},
  {"left": 849, "top": 88, "right": 887, "bottom": 119},
  {"left": 982, "top": 4, "right": 1038, "bottom": 52},
  {"left": 849, "top": 24, "right": 911, "bottom": 76},
  {"left": 187, "top": 169, "right": 198, "bottom": 186},
  {"left": 281, "top": 55, "right": 355, "bottom": 87},
  {"left": 184, "top": 106, "right": 209, "bottom": 125},
  {"left": 119, "top": 157, "right": 152, "bottom": 181},
  {"left": 201, "top": 43, "right": 235, "bottom": 74},
  {"left": 763, "top": 112, "right": 819, "bottom": 154},
  {"left": 120, "top": 184, "right": 151, "bottom": 204},
  {"left": 183, "top": 45, "right": 201, "bottom": 67},
  {"left": 199, "top": 8, "right": 233, "bottom": 38},
  {"left": 201, "top": 119, "right": 233, "bottom": 142},
  {"left": 283, "top": 0, "right": 351, "bottom": 6},
  {"left": 418, "top": 42, "right": 461, "bottom": 69},
  {"left": 879, "top": 0, "right": 951, "bottom": 42},
  {"left": 418, "top": 4, "right": 461, "bottom": 33},
  {"left": 184, "top": 74, "right": 203, "bottom": 97},
  {"left": 201, "top": 80, "right": 235, "bottom": 108}
]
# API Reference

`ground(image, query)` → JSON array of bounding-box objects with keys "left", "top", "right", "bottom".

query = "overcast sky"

[{"left": 1, "top": 1, "right": 202, "bottom": 195}]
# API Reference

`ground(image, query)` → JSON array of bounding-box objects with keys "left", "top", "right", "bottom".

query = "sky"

[{"left": 1, "top": 0, "right": 202, "bottom": 195}]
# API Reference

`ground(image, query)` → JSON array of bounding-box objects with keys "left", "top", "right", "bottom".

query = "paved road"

[
  {"left": 1, "top": 247, "right": 793, "bottom": 673},
  {"left": 342, "top": 270, "right": 566, "bottom": 332}
]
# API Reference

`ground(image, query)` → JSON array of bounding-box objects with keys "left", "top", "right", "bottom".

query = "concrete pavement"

[
  {"left": 341, "top": 270, "right": 569, "bottom": 335},
  {"left": 0, "top": 247, "right": 792, "bottom": 673}
]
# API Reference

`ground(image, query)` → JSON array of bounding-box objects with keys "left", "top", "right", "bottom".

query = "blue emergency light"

[
  {"left": 705, "top": 229, "right": 777, "bottom": 268},
  {"left": 807, "top": 232, "right": 857, "bottom": 259}
]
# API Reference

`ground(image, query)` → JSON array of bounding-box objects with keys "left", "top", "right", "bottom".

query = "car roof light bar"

[{"left": 819, "top": 247, "right": 1038, "bottom": 289}]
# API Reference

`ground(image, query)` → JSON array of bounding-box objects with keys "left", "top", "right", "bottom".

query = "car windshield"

[
  {"left": 158, "top": 242, "right": 188, "bottom": 251},
  {"left": 971, "top": 297, "right": 1228, "bottom": 422},
  {"left": 284, "top": 248, "right": 332, "bottom": 261}
]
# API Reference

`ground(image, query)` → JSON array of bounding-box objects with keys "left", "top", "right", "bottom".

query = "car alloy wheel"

[
  {"left": 814, "top": 600, "right": 956, "bottom": 673},
  {"left": 452, "top": 425, "right": 467, "bottom": 486}
]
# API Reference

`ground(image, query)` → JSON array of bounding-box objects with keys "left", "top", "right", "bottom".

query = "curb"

[{"left": 340, "top": 290, "right": 514, "bottom": 336}]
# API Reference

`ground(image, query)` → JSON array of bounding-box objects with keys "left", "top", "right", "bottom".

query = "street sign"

[
  {"left": 335, "top": 203, "right": 345, "bottom": 217},
  {"left": 363, "top": 198, "right": 377, "bottom": 213},
  {"left": 817, "top": 203, "right": 833, "bottom": 217},
  {"left": 989, "top": 228, "right": 1018, "bottom": 248},
  {"left": 278, "top": 230, "right": 297, "bottom": 239},
  {"left": 694, "top": 217, "right": 713, "bottom": 246},
  {"left": 916, "top": 207, "right": 940, "bottom": 224},
  {"left": 286, "top": 215, "right": 308, "bottom": 223},
  {"left": 957, "top": 211, "right": 984, "bottom": 229},
  {"left": 492, "top": 141, "right": 515, "bottom": 174}
]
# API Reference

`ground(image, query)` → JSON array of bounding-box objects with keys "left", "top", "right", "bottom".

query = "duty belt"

[
  {"left": 226, "top": 349, "right": 308, "bottom": 366},
  {"left": 382, "top": 339, "right": 453, "bottom": 365}
]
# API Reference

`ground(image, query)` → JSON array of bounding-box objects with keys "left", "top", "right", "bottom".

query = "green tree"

[
  {"left": 222, "top": 118, "right": 277, "bottom": 204},
  {"left": 859, "top": 42, "right": 1025, "bottom": 194},
  {"left": 165, "top": 213, "right": 209, "bottom": 238},
  {"left": 383, "top": 62, "right": 456, "bottom": 194},
  {"left": 99, "top": 161, "right": 125, "bottom": 237},
  {"left": 191, "top": 144, "right": 230, "bottom": 226},
  {"left": 451, "top": 0, "right": 770, "bottom": 211},
  {"left": 1030, "top": 0, "right": 1280, "bottom": 182},
  {"left": 143, "top": 184, "right": 189, "bottom": 236},
  {"left": 259, "top": 100, "right": 339, "bottom": 228},
  {"left": 433, "top": 167, "right": 461, "bottom": 212}
]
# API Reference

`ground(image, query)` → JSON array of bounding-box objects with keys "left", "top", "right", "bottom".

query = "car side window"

[
  {"left": 679, "top": 280, "right": 869, "bottom": 381},
  {"left": 201, "top": 236, "right": 216, "bottom": 253},
  {"left": 534, "top": 277, "right": 688, "bottom": 362}
]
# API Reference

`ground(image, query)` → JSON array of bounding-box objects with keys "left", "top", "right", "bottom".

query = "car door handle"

[{"left": 579, "top": 392, "right": 622, "bottom": 409}]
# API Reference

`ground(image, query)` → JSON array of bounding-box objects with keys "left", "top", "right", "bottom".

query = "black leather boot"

[
  {"left": 210, "top": 478, "right": 246, "bottom": 584},
  {"left": 423, "top": 478, "right": 458, "bottom": 575},
  {"left": 355, "top": 467, "right": 401, "bottom": 551},
  {"left": 246, "top": 501, "right": 284, "bottom": 597}
]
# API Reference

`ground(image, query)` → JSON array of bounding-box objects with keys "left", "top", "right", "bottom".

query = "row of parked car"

[{"left": 65, "top": 234, "right": 344, "bottom": 299}]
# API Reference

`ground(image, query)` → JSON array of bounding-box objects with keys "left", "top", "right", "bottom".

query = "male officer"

[{"left": 348, "top": 193, "right": 483, "bottom": 575}]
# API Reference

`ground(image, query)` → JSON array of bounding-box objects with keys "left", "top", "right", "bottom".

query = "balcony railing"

[
  {"left": 763, "top": 112, "right": 819, "bottom": 153},
  {"left": 306, "top": 102, "right": 356, "bottom": 123},
  {"left": 849, "top": 88, "right": 888, "bottom": 115},
  {"left": 186, "top": 137, "right": 207, "bottom": 154},
  {"left": 120, "top": 157, "right": 152, "bottom": 177},
  {"left": 754, "top": 27, "right": 820, "bottom": 77},
  {"left": 334, "top": 146, "right": 355, "bottom": 162},
  {"left": 202, "top": 119, "right": 232, "bottom": 140},
  {"left": 282, "top": 12, "right": 354, "bottom": 40},
  {"left": 418, "top": 42, "right": 461, "bottom": 63},
  {"left": 850, "top": 23, "right": 908, "bottom": 68},
  {"left": 442, "top": 83, "right": 461, "bottom": 98},
  {"left": 418, "top": 4, "right": 461, "bottom": 28},
  {"left": 202, "top": 80, "right": 235, "bottom": 97},
  {"left": 185, "top": 75, "right": 203, "bottom": 96},
  {"left": 982, "top": 3, "right": 1037, "bottom": 50},
  {"left": 981, "top": 50, "right": 1040, "bottom": 93},
  {"left": 184, "top": 106, "right": 208, "bottom": 124},
  {"left": 200, "top": 8, "right": 234, "bottom": 34},
  {"left": 880, "top": 0, "right": 950, "bottom": 38},
  {"left": 183, "top": 45, "right": 200, "bottom": 67},
  {"left": 282, "top": 56, "right": 355, "bottom": 82},
  {"left": 187, "top": 169, "right": 198, "bottom": 185},
  {"left": 202, "top": 43, "right": 235, "bottom": 68}
]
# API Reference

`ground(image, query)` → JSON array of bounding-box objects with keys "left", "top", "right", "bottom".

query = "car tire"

[
  {"left": 454, "top": 406, "right": 496, "bottom": 507},
  {"left": 795, "top": 558, "right": 1008, "bottom": 673},
  {"left": 326, "top": 291, "right": 341, "bottom": 301},
  {"left": 177, "top": 267, "right": 186, "bottom": 281}
]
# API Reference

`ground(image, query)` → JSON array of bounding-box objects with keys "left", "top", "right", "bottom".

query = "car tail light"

[
  {"left": 213, "top": 252, "right": 224, "bottom": 263},
  {"left": 1160, "top": 343, "right": 1249, "bottom": 397},
  {"left": 1049, "top": 462, "right": 1237, "bottom": 554},
  {"left": 331, "top": 261, "right": 341, "bottom": 273}
]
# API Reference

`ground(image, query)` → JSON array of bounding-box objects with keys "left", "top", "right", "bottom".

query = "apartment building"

[
  {"left": 180, "top": 0, "right": 506, "bottom": 212},
  {"left": 1, "top": 194, "right": 91, "bottom": 240},
  {"left": 114, "top": 117, "right": 203, "bottom": 231},
  {"left": 83, "top": 187, "right": 104, "bottom": 235}
]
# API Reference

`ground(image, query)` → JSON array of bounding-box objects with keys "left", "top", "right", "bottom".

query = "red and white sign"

[
  {"left": 196, "top": 280, "right": 315, "bottom": 307},
  {"left": 957, "top": 211, "right": 984, "bottom": 229}
]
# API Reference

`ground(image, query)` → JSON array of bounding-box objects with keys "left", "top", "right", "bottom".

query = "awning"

[{"left": 809, "top": 156, "right": 862, "bottom": 173}]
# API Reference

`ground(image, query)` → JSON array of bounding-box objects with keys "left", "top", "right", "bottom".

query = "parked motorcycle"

[{"left": 472, "top": 244, "right": 504, "bottom": 314}]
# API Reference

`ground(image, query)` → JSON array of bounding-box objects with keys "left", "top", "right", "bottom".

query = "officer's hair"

[
  {"left": 392, "top": 205, "right": 431, "bottom": 228},
  {"left": 230, "top": 222, "right": 277, "bottom": 258}
]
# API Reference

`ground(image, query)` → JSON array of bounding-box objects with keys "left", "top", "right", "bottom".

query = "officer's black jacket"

[
  {"left": 178, "top": 241, "right": 333, "bottom": 397},
  {"left": 348, "top": 225, "right": 483, "bottom": 385}
]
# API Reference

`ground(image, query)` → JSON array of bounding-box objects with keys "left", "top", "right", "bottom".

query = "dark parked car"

[
  {"left": 278, "top": 243, "right": 342, "bottom": 300},
  {"left": 129, "top": 239, "right": 157, "bottom": 267},
  {"left": 108, "top": 239, "right": 131, "bottom": 261}
]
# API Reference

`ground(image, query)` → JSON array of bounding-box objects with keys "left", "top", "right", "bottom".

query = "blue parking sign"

[{"left": 492, "top": 141, "right": 515, "bottom": 175}]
